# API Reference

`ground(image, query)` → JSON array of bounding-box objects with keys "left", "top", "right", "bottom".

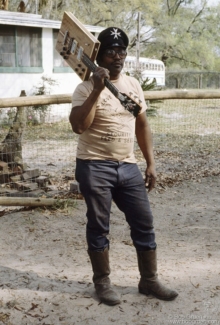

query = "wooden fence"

[{"left": 0, "top": 89, "right": 219, "bottom": 207}]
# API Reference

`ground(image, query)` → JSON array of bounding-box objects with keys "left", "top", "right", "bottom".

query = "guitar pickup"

[
  {"left": 71, "top": 40, "right": 78, "bottom": 54},
  {"left": 63, "top": 30, "right": 69, "bottom": 46},
  {"left": 77, "top": 46, "right": 84, "bottom": 61}
]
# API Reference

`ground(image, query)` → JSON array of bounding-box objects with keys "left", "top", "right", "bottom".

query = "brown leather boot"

[
  {"left": 137, "top": 249, "right": 178, "bottom": 301},
  {"left": 88, "top": 248, "right": 121, "bottom": 305}
]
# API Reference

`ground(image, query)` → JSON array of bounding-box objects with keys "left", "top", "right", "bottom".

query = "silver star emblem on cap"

[{"left": 110, "top": 28, "right": 121, "bottom": 39}]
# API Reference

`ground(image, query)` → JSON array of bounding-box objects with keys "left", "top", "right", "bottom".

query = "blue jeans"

[{"left": 75, "top": 158, "right": 156, "bottom": 251}]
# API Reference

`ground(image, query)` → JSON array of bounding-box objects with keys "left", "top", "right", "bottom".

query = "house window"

[
  {"left": 53, "top": 30, "right": 72, "bottom": 72},
  {"left": 0, "top": 25, "right": 42, "bottom": 72},
  {"left": 0, "top": 26, "right": 15, "bottom": 67}
]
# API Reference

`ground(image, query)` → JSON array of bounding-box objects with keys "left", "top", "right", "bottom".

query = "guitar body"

[
  {"left": 56, "top": 12, "right": 100, "bottom": 81},
  {"left": 57, "top": 12, "right": 141, "bottom": 117}
]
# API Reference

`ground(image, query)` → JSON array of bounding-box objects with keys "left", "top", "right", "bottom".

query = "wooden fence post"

[{"left": 0, "top": 90, "right": 27, "bottom": 170}]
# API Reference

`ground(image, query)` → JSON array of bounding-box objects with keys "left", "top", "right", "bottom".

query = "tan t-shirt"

[{"left": 72, "top": 73, "right": 147, "bottom": 163}]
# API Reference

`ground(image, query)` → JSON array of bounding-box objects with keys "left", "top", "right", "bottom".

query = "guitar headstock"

[{"left": 120, "top": 93, "right": 142, "bottom": 117}]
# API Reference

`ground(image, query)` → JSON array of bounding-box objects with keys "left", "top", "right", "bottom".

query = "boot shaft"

[
  {"left": 88, "top": 247, "right": 111, "bottom": 284},
  {"left": 137, "top": 249, "right": 157, "bottom": 279}
]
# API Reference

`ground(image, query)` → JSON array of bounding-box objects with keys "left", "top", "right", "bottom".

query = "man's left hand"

[{"left": 145, "top": 166, "right": 157, "bottom": 192}]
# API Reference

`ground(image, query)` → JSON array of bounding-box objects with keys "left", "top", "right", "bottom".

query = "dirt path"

[{"left": 0, "top": 176, "right": 220, "bottom": 325}]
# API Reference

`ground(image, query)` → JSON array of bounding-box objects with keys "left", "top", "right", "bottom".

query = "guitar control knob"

[
  {"left": 64, "top": 55, "right": 69, "bottom": 59},
  {"left": 78, "top": 64, "right": 82, "bottom": 67},
  {"left": 60, "top": 51, "right": 65, "bottom": 56},
  {"left": 82, "top": 68, "right": 85, "bottom": 72},
  {"left": 63, "top": 46, "right": 68, "bottom": 51},
  {"left": 75, "top": 68, "right": 78, "bottom": 72}
]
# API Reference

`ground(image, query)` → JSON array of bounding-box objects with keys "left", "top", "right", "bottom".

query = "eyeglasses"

[{"left": 104, "top": 49, "right": 127, "bottom": 59}]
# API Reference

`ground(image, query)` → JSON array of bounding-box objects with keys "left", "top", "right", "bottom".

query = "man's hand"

[
  {"left": 145, "top": 165, "right": 157, "bottom": 192},
  {"left": 92, "top": 67, "right": 110, "bottom": 91}
]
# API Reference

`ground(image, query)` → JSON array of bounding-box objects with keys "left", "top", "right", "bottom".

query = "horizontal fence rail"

[
  {"left": 0, "top": 94, "right": 72, "bottom": 109},
  {"left": 1, "top": 90, "right": 220, "bottom": 109}
]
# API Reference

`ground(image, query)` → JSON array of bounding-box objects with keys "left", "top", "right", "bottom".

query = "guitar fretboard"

[{"left": 82, "top": 53, "right": 125, "bottom": 101}]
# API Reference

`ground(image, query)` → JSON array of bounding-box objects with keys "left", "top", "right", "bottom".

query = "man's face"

[{"left": 97, "top": 47, "right": 127, "bottom": 79}]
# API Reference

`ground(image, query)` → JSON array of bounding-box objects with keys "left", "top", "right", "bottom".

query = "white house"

[{"left": 0, "top": 10, "right": 103, "bottom": 121}]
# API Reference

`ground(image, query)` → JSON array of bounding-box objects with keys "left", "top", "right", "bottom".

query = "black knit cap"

[{"left": 97, "top": 27, "right": 129, "bottom": 55}]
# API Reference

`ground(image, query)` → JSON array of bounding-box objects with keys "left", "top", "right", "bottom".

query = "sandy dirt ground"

[{"left": 0, "top": 175, "right": 220, "bottom": 325}]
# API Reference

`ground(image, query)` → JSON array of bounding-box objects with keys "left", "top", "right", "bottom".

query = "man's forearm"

[
  {"left": 136, "top": 116, "right": 157, "bottom": 191},
  {"left": 137, "top": 126, "right": 155, "bottom": 167},
  {"left": 135, "top": 113, "right": 155, "bottom": 167}
]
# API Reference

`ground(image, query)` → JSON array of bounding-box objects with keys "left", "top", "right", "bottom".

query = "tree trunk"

[
  {"left": 0, "top": 0, "right": 8, "bottom": 10},
  {"left": 0, "top": 90, "right": 27, "bottom": 170}
]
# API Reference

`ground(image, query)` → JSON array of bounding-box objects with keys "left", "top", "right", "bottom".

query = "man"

[{"left": 69, "top": 27, "right": 178, "bottom": 305}]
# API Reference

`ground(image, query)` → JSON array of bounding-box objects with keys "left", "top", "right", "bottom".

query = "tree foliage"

[
  {"left": 7, "top": 0, "right": 220, "bottom": 70},
  {"left": 143, "top": 0, "right": 220, "bottom": 70}
]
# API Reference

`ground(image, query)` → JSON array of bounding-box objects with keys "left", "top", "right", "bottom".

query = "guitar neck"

[{"left": 82, "top": 53, "right": 123, "bottom": 100}]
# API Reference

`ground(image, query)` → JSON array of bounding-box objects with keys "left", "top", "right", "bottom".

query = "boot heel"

[{"left": 139, "top": 286, "right": 150, "bottom": 295}]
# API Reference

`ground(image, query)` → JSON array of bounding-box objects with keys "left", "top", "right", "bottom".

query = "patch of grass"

[
  {"left": 145, "top": 99, "right": 220, "bottom": 155},
  {"left": 23, "top": 120, "right": 75, "bottom": 141}
]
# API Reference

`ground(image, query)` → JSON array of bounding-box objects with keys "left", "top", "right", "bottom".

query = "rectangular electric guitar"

[{"left": 56, "top": 12, "right": 141, "bottom": 117}]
